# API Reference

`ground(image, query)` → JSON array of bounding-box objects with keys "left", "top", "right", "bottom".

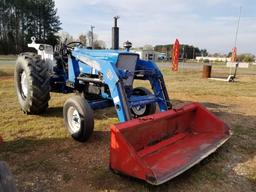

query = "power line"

[{"left": 234, "top": 6, "right": 242, "bottom": 48}]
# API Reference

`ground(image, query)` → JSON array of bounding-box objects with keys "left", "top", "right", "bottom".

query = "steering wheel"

[
  {"left": 66, "top": 42, "right": 83, "bottom": 50},
  {"left": 59, "top": 41, "right": 83, "bottom": 57}
]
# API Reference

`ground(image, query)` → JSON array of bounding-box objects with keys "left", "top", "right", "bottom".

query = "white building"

[{"left": 132, "top": 50, "right": 157, "bottom": 61}]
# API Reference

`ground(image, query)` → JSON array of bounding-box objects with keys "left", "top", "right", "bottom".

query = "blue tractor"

[
  {"left": 15, "top": 38, "right": 171, "bottom": 142},
  {"left": 14, "top": 37, "right": 231, "bottom": 185}
]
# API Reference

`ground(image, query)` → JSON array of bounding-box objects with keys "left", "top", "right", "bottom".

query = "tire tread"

[{"left": 15, "top": 52, "right": 50, "bottom": 114}]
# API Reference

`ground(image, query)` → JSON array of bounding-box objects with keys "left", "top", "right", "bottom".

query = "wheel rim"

[
  {"left": 21, "top": 71, "right": 28, "bottom": 98},
  {"left": 131, "top": 105, "right": 147, "bottom": 116},
  {"left": 67, "top": 106, "right": 81, "bottom": 133}
]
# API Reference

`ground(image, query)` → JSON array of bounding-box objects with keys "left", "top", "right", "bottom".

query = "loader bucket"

[{"left": 110, "top": 103, "right": 231, "bottom": 185}]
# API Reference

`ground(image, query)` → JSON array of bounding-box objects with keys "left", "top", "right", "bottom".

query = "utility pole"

[
  {"left": 90, "top": 25, "right": 95, "bottom": 49},
  {"left": 182, "top": 46, "right": 185, "bottom": 71},
  {"left": 193, "top": 47, "right": 195, "bottom": 60}
]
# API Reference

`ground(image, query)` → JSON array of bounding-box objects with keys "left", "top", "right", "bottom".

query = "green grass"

[{"left": 0, "top": 63, "right": 255, "bottom": 191}]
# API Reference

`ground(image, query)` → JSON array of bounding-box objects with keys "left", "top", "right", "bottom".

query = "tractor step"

[{"left": 110, "top": 103, "right": 231, "bottom": 185}]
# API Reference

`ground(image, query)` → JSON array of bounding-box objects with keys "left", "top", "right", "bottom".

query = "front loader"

[{"left": 14, "top": 37, "right": 231, "bottom": 185}]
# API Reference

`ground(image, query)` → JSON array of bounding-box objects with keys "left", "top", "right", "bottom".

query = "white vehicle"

[
  {"left": 158, "top": 53, "right": 167, "bottom": 61},
  {"left": 132, "top": 50, "right": 156, "bottom": 61}
]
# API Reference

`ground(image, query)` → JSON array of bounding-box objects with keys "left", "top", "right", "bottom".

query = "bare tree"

[
  {"left": 94, "top": 40, "right": 106, "bottom": 49},
  {"left": 58, "top": 31, "right": 74, "bottom": 44},
  {"left": 78, "top": 33, "right": 86, "bottom": 46},
  {"left": 143, "top": 44, "right": 154, "bottom": 51}
]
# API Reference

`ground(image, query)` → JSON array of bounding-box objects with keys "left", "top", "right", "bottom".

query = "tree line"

[
  {"left": 154, "top": 44, "right": 208, "bottom": 59},
  {"left": 0, "top": 0, "right": 61, "bottom": 54},
  {"left": 59, "top": 31, "right": 106, "bottom": 49}
]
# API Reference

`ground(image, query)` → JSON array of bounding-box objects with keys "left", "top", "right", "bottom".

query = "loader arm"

[{"left": 67, "top": 48, "right": 171, "bottom": 122}]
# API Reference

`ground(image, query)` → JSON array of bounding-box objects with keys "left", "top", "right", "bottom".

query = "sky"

[{"left": 54, "top": 0, "right": 256, "bottom": 54}]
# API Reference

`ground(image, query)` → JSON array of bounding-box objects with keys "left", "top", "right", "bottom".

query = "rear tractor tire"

[
  {"left": 14, "top": 53, "right": 50, "bottom": 114},
  {"left": 63, "top": 96, "right": 94, "bottom": 142}
]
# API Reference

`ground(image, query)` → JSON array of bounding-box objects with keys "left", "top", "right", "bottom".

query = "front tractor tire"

[
  {"left": 14, "top": 53, "right": 50, "bottom": 114},
  {"left": 130, "top": 87, "right": 157, "bottom": 118},
  {"left": 63, "top": 96, "right": 94, "bottom": 142}
]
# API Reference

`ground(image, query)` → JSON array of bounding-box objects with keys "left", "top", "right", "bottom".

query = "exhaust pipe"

[{"left": 112, "top": 16, "right": 119, "bottom": 50}]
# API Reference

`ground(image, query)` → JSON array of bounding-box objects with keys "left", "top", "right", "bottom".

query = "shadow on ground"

[
  {"left": 41, "top": 106, "right": 63, "bottom": 118},
  {"left": 0, "top": 101, "right": 255, "bottom": 192},
  {"left": 40, "top": 105, "right": 117, "bottom": 120}
]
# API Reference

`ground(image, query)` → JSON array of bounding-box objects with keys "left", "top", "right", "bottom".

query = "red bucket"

[{"left": 110, "top": 103, "right": 231, "bottom": 185}]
